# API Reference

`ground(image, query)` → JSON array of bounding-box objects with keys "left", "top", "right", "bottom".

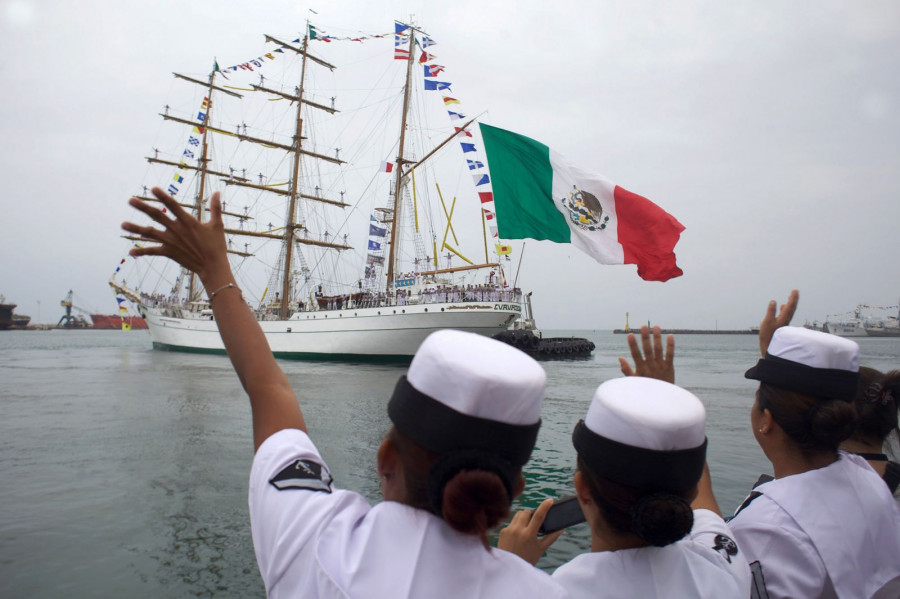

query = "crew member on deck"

[
  {"left": 122, "top": 187, "right": 568, "bottom": 599},
  {"left": 729, "top": 312, "right": 900, "bottom": 598}
]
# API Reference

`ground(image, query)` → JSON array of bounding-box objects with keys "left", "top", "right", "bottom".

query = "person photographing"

[
  {"left": 498, "top": 327, "right": 750, "bottom": 597},
  {"left": 122, "top": 187, "right": 568, "bottom": 598}
]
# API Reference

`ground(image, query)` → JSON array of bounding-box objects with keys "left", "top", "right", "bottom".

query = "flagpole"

[
  {"left": 481, "top": 206, "right": 489, "bottom": 263},
  {"left": 513, "top": 241, "right": 526, "bottom": 289}
]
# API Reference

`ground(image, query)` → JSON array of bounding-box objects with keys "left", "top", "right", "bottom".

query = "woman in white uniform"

[
  {"left": 499, "top": 327, "right": 750, "bottom": 597},
  {"left": 728, "top": 293, "right": 900, "bottom": 599},
  {"left": 840, "top": 367, "right": 900, "bottom": 500},
  {"left": 122, "top": 188, "right": 569, "bottom": 599}
]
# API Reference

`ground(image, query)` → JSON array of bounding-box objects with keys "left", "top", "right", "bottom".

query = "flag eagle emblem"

[{"left": 561, "top": 187, "right": 609, "bottom": 231}]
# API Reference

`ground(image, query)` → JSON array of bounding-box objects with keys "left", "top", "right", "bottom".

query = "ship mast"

[
  {"left": 385, "top": 27, "right": 418, "bottom": 290},
  {"left": 188, "top": 65, "right": 218, "bottom": 302},
  {"left": 279, "top": 34, "right": 312, "bottom": 319},
  {"left": 242, "top": 33, "right": 342, "bottom": 318},
  {"left": 148, "top": 45, "right": 346, "bottom": 312}
]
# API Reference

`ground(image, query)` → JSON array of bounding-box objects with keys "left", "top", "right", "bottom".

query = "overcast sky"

[{"left": 2, "top": 0, "right": 898, "bottom": 329}]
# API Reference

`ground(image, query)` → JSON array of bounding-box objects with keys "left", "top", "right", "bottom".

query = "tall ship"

[{"left": 112, "top": 22, "right": 524, "bottom": 360}]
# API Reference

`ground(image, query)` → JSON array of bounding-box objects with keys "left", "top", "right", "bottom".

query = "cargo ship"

[
  {"left": 0, "top": 300, "right": 15, "bottom": 330},
  {"left": 90, "top": 314, "right": 148, "bottom": 329}
]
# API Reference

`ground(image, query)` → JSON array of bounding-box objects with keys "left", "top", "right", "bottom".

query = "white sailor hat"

[
  {"left": 388, "top": 330, "right": 545, "bottom": 467},
  {"left": 745, "top": 327, "right": 859, "bottom": 401},
  {"left": 572, "top": 377, "right": 707, "bottom": 492}
]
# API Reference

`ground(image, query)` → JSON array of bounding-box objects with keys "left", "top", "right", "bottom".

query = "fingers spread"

[
  {"left": 652, "top": 326, "right": 663, "bottom": 360},
  {"left": 640, "top": 326, "right": 654, "bottom": 361},
  {"left": 129, "top": 197, "right": 174, "bottom": 228},
  {"left": 627, "top": 333, "right": 643, "bottom": 366},
  {"left": 209, "top": 191, "right": 224, "bottom": 226},
  {"left": 778, "top": 289, "right": 799, "bottom": 324},
  {"left": 150, "top": 187, "right": 191, "bottom": 222},
  {"left": 122, "top": 222, "right": 164, "bottom": 241},
  {"left": 129, "top": 245, "right": 167, "bottom": 259}
]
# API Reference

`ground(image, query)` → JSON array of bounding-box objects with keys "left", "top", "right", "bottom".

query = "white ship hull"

[
  {"left": 141, "top": 301, "right": 523, "bottom": 360},
  {"left": 825, "top": 321, "right": 867, "bottom": 337},
  {"left": 864, "top": 323, "right": 900, "bottom": 337}
]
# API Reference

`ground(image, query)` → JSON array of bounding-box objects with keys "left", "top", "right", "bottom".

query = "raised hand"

[
  {"left": 619, "top": 325, "right": 675, "bottom": 383},
  {"left": 758, "top": 289, "right": 798, "bottom": 357},
  {"left": 123, "top": 187, "right": 305, "bottom": 448},
  {"left": 497, "top": 499, "right": 564, "bottom": 565},
  {"left": 121, "top": 187, "right": 231, "bottom": 288}
]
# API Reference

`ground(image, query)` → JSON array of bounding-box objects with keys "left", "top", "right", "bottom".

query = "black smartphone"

[{"left": 538, "top": 495, "right": 586, "bottom": 534}]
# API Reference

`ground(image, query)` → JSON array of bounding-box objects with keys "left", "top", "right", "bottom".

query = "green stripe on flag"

[{"left": 479, "top": 123, "right": 570, "bottom": 243}]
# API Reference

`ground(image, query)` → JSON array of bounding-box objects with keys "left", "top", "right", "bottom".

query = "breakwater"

[{"left": 613, "top": 329, "right": 757, "bottom": 335}]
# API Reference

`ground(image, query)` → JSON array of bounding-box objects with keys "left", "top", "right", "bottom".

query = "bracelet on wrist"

[{"left": 208, "top": 282, "right": 242, "bottom": 304}]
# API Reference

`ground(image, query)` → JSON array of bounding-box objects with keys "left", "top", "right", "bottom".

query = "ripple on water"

[{"left": 2, "top": 332, "right": 896, "bottom": 592}]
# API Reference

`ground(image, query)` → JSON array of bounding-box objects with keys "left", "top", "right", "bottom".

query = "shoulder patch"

[
  {"left": 713, "top": 534, "right": 739, "bottom": 563},
  {"left": 269, "top": 459, "right": 334, "bottom": 493}
]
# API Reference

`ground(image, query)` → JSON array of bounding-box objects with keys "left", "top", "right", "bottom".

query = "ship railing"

[{"left": 288, "top": 285, "right": 523, "bottom": 313}]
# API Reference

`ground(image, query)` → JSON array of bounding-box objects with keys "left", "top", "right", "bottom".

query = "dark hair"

[
  {"left": 576, "top": 456, "right": 693, "bottom": 547},
  {"left": 758, "top": 383, "right": 857, "bottom": 453},
  {"left": 387, "top": 428, "right": 512, "bottom": 546},
  {"left": 850, "top": 368, "right": 900, "bottom": 444}
]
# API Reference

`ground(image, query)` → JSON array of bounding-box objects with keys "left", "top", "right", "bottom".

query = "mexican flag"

[{"left": 479, "top": 123, "right": 685, "bottom": 282}]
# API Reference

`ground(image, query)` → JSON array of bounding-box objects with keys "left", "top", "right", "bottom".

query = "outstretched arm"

[
  {"left": 691, "top": 463, "right": 721, "bottom": 516},
  {"left": 122, "top": 187, "right": 306, "bottom": 451},
  {"left": 618, "top": 327, "right": 722, "bottom": 514},
  {"left": 618, "top": 325, "right": 675, "bottom": 383},
  {"left": 758, "top": 289, "right": 798, "bottom": 357}
]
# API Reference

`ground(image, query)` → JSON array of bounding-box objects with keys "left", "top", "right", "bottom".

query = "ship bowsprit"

[{"left": 492, "top": 329, "right": 595, "bottom": 359}]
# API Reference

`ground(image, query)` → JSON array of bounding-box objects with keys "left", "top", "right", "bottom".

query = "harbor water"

[{"left": 2, "top": 329, "right": 898, "bottom": 597}]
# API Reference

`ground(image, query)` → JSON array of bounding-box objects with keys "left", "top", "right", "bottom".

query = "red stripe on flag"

[
  {"left": 614, "top": 186, "right": 685, "bottom": 282},
  {"left": 478, "top": 191, "right": 493, "bottom": 204}
]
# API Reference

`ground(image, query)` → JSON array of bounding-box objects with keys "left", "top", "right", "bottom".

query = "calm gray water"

[{"left": 1, "top": 329, "right": 898, "bottom": 597}]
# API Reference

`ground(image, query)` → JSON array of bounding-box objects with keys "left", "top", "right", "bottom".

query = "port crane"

[{"left": 58, "top": 290, "right": 90, "bottom": 328}]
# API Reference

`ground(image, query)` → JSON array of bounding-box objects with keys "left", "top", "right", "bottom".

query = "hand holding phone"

[
  {"left": 498, "top": 497, "right": 570, "bottom": 565},
  {"left": 538, "top": 495, "right": 586, "bottom": 534}
]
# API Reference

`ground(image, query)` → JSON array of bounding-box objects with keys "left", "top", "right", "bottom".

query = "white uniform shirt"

[
  {"left": 249, "top": 429, "right": 570, "bottom": 599},
  {"left": 729, "top": 452, "right": 900, "bottom": 599},
  {"left": 551, "top": 509, "right": 750, "bottom": 598}
]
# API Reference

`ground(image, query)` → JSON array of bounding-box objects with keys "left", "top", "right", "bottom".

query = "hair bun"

[
  {"left": 629, "top": 493, "right": 694, "bottom": 547},
  {"left": 807, "top": 399, "right": 856, "bottom": 447}
]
